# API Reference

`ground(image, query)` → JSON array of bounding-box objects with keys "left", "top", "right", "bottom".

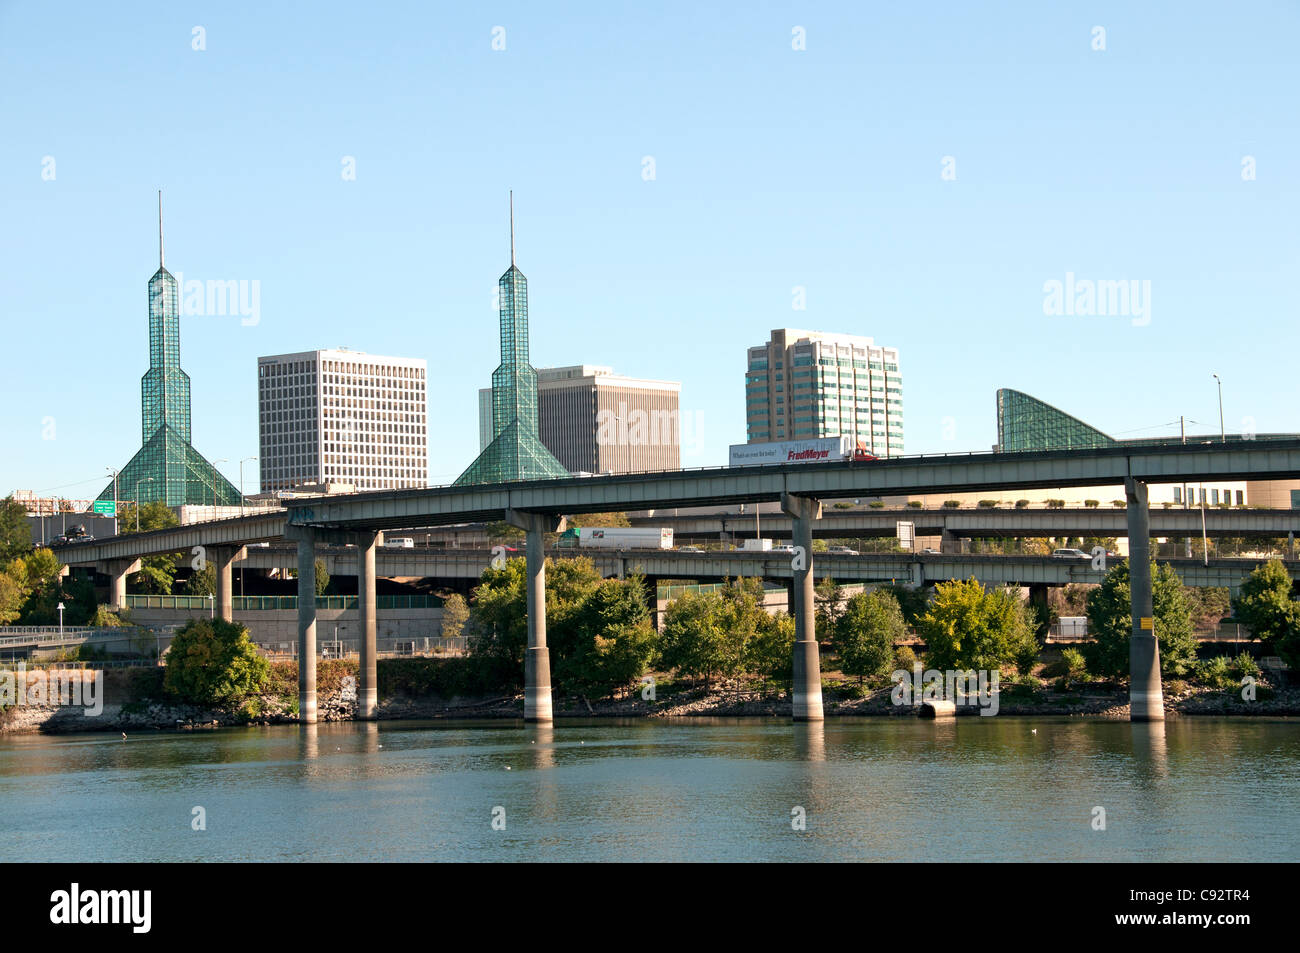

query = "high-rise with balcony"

[
  {"left": 745, "top": 329, "right": 903, "bottom": 456},
  {"left": 257, "top": 348, "right": 428, "bottom": 493}
]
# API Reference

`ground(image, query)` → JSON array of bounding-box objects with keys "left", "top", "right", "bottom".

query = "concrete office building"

[
  {"left": 258, "top": 349, "right": 428, "bottom": 493},
  {"left": 479, "top": 365, "right": 681, "bottom": 474},
  {"left": 745, "top": 329, "right": 903, "bottom": 456}
]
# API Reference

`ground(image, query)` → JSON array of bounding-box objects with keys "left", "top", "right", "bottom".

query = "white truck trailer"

[
  {"left": 574, "top": 527, "right": 674, "bottom": 550},
  {"left": 728, "top": 436, "right": 877, "bottom": 467}
]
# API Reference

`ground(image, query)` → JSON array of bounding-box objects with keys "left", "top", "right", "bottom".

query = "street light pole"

[
  {"left": 57, "top": 601, "right": 65, "bottom": 636},
  {"left": 211, "top": 459, "right": 228, "bottom": 509},
  {"left": 1212, "top": 374, "right": 1225, "bottom": 442},
  {"left": 240, "top": 456, "right": 257, "bottom": 518}
]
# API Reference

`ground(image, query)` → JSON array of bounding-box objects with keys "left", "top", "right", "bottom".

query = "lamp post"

[
  {"left": 134, "top": 478, "right": 154, "bottom": 531},
  {"left": 57, "top": 601, "right": 65, "bottom": 636},
  {"left": 105, "top": 466, "right": 120, "bottom": 537},
  {"left": 211, "top": 459, "right": 228, "bottom": 508},
  {"left": 1212, "top": 374, "right": 1224, "bottom": 442},
  {"left": 240, "top": 456, "right": 257, "bottom": 518},
  {"left": 208, "top": 594, "right": 214, "bottom": 619}
]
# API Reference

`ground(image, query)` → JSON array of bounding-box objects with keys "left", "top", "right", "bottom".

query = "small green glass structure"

[
  {"left": 98, "top": 194, "right": 240, "bottom": 508},
  {"left": 995, "top": 388, "right": 1119, "bottom": 453},
  {"left": 454, "top": 195, "right": 570, "bottom": 486}
]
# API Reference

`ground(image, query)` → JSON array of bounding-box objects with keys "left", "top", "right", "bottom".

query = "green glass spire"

[
  {"left": 98, "top": 194, "right": 241, "bottom": 508},
  {"left": 454, "top": 194, "right": 570, "bottom": 485}
]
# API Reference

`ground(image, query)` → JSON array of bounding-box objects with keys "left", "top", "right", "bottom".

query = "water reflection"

[
  {"left": 1130, "top": 722, "right": 1169, "bottom": 783},
  {"left": 1, "top": 717, "right": 1297, "bottom": 862}
]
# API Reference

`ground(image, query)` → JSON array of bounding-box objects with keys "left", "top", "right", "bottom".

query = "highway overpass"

[
  {"left": 46, "top": 439, "right": 1300, "bottom": 726},
  {"left": 628, "top": 506, "right": 1300, "bottom": 541}
]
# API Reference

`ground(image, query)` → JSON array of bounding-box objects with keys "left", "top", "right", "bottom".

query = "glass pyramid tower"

[
  {"left": 996, "top": 388, "right": 1119, "bottom": 452},
  {"left": 98, "top": 195, "right": 241, "bottom": 508},
  {"left": 454, "top": 196, "right": 571, "bottom": 486}
]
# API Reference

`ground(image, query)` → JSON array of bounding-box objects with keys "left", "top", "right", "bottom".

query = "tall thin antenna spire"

[
  {"left": 509, "top": 190, "right": 515, "bottom": 265},
  {"left": 158, "top": 190, "right": 164, "bottom": 268}
]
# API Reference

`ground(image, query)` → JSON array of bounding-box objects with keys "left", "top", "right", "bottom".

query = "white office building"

[
  {"left": 746, "top": 329, "right": 903, "bottom": 456},
  {"left": 258, "top": 349, "right": 428, "bottom": 493}
]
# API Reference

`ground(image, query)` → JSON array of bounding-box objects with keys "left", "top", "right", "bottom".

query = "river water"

[{"left": 1, "top": 718, "right": 1296, "bottom": 862}]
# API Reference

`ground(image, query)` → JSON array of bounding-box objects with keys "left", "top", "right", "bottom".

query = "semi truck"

[
  {"left": 556, "top": 527, "right": 674, "bottom": 549},
  {"left": 728, "top": 436, "right": 878, "bottom": 468}
]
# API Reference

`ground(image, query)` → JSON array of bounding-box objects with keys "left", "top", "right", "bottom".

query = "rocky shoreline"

[{"left": 3, "top": 682, "right": 1297, "bottom": 734}]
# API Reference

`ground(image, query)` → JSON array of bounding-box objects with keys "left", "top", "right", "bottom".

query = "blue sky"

[{"left": 2, "top": 1, "right": 1296, "bottom": 498}]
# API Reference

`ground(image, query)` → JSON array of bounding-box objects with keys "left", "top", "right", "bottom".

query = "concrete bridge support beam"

[
  {"left": 356, "top": 530, "right": 380, "bottom": 720},
  {"left": 210, "top": 547, "right": 245, "bottom": 623},
  {"left": 295, "top": 529, "right": 319, "bottom": 725},
  {"left": 101, "top": 559, "right": 141, "bottom": 610},
  {"left": 506, "top": 509, "right": 566, "bottom": 723},
  {"left": 1126, "top": 478, "right": 1164, "bottom": 721},
  {"left": 781, "top": 492, "right": 823, "bottom": 722}
]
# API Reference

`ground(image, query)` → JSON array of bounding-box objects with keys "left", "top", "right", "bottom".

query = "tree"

[
  {"left": 0, "top": 562, "right": 27, "bottom": 624},
  {"left": 1232, "top": 560, "right": 1300, "bottom": 669},
  {"left": 835, "top": 589, "right": 906, "bottom": 682},
  {"left": 441, "top": 593, "right": 469, "bottom": 639},
  {"left": 553, "top": 570, "right": 657, "bottom": 697},
  {"left": 117, "top": 501, "right": 180, "bottom": 594},
  {"left": 314, "top": 558, "right": 330, "bottom": 596},
  {"left": 918, "top": 577, "right": 1037, "bottom": 673},
  {"left": 744, "top": 613, "right": 795, "bottom": 686},
  {"left": 659, "top": 587, "right": 743, "bottom": 689},
  {"left": 164, "top": 617, "right": 270, "bottom": 705},
  {"left": 467, "top": 556, "right": 656, "bottom": 698},
  {"left": 1084, "top": 559, "right": 1198, "bottom": 678},
  {"left": 184, "top": 563, "right": 216, "bottom": 596},
  {"left": 814, "top": 577, "right": 845, "bottom": 640},
  {"left": 0, "top": 497, "right": 31, "bottom": 562}
]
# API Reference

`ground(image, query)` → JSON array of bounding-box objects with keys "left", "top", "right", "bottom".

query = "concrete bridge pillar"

[
  {"left": 210, "top": 547, "right": 245, "bottom": 623},
  {"left": 506, "top": 509, "right": 566, "bottom": 723},
  {"left": 295, "top": 529, "right": 319, "bottom": 725},
  {"left": 101, "top": 559, "right": 141, "bottom": 610},
  {"left": 356, "top": 530, "right": 380, "bottom": 720},
  {"left": 781, "top": 492, "right": 823, "bottom": 722},
  {"left": 1126, "top": 478, "right": 1164, "bottom": 721}
]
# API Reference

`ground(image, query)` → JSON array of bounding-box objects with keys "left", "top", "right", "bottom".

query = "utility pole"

[{"left": 106, "top": 467, "right": 120, "bottom": 537}]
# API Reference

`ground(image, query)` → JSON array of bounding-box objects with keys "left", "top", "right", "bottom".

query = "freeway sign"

[{"left": 92, "top": 501, "right": 116, "bottom": 516}]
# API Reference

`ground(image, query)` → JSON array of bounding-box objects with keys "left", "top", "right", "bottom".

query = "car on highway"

[
  {"left": 678, "top": 545, "right": 705, "bottom": 553},
  {"left": 826, "top": 545, "right": 858, "bottom": 555},
  {"left": 1051, "top": 548, "right": 1091, "bottom": 559},
  {"left": 921, "top": 547, "right": 941, "bottom": 555}
]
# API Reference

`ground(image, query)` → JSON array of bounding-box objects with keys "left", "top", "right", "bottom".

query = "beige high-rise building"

[
  {"left": 258, "top": 348, "right": 428, "bottom": 493},
  {"left": 745, "top": 329, "right": 903, "bottom": 456},
  {"left": 479, "top": 365, "right": 680, "bottom": 474}
]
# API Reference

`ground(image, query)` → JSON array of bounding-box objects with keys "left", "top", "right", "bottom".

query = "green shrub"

[
  {"left": 942, "top": 500, "right": 961, "bottom": 509},
  {"left": 1166, "top": 679, "right": 1189, "bottom": 696},
  {"left": 1015, "top": 500, "right": 1030, "bottom": 509},
  {"left": 1045, "top": 499, "right": 1065, "bottom": 509},
  {"left": 1061, "top": 647, "right": 1087, "bottom": 680},
  {"left": 1195, "top": 656, "right": 1235, "bottom": 690},
  {"left": 1230, "top": 651, "right": 1260, "bottom": 680},
  {"left": 977, "top": 500, "right": 999, "bottom": 508},
  {"left": 907, "top": 501, "right": 923, "bottom": 509},
  {"left": 833, "top": 501, "right": 854, "bottom": 509},
  {"left": 1084, "top": 500, "right": 1099, "bottom": 508},
  {"left": 893, "top": 645, "right": 918, "bottom": 671},
  {"left": 163, "top": 618, "right": 270, "bottom": 706},
  {"left": 868, "top": 501, "right": 884, "bottom": 509}
]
